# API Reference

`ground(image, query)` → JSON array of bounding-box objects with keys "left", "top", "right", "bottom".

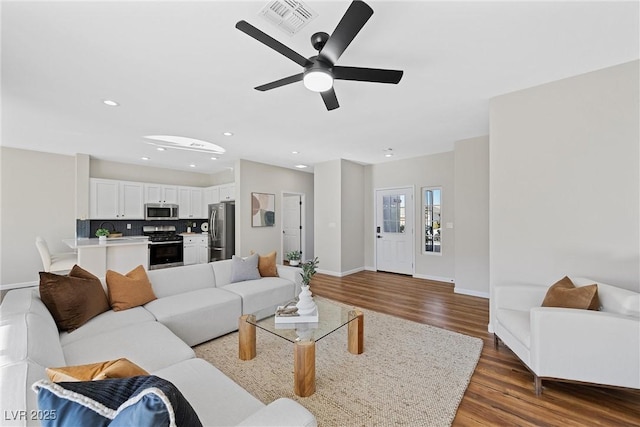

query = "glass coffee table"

[{"left": 238, "top": 298, "right": 364, "bottom": 397}]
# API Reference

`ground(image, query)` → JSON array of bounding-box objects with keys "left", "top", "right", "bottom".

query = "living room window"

[{"left": 423, "top": 187, "right": 441, "bottom": 254}]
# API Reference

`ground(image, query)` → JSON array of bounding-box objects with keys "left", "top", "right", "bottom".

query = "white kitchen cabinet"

[
  {"left": 178, "top": 187, "right": 204, "bottom": 219},
  {"left": 219, "top": 183, "right": 235, "bottom": 201},
  {"left": 183, "top": 235, "right": 208, "bottom": 265},
  {"left": 203, "top": 186, "right": 220, "bottom": 212},
  {"left": 90, "top": 179, "right": 144, "bottom": 219},
  {"left": 144, "top": 184, "right": 178, "bottom": 204}
]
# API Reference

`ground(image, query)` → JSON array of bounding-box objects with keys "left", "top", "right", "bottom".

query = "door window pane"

[
  {"left": 383, "top": 195, "right": 405, "bottom": 233},
  {"left": 423, "top": 188, "right": 441, "bottom": 253}
]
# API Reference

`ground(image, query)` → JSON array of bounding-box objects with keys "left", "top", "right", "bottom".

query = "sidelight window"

[{"left": 423, "top": 187, "right": 441, "bottom": 254}]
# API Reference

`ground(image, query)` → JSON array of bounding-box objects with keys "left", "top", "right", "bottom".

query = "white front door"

[
  {"left": 282, "top": 194, "right": 302, "bottom": 259},
  {"left": 375, "top": 188, "right": 414, "bottom": 275}
]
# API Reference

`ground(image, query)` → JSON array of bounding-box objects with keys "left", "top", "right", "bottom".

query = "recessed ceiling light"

[
  {"left": 210, "top": 157, "right": 218, "bottom": 160},
  {"left": 292, "top": 151, "right": 300, "bottom": 154},
  {"left": 189, "top": 164, "right": 196, "bottom": 168},
  {"left": 103, "top": 99, "right": 119, "bottom": 107},
  {"left": 141, "top": 157, "right": 150, "bottom": 160},
  {"left": 156, "top": 147, "right": 166, "bottom": 151},
  {"left": 384, "top": 148, "right": 394, "bottom": 157},
  {"left": 223, "top": 132, "right": 233, "bottom": 137},
  {"left": 295, "top": 164, "right": 308, "bottom": 169}
]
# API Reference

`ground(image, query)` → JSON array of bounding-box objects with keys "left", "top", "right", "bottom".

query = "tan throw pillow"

[
  {"left": 106, "top": 265, "right": 157, "bottom": 311},
  {"left": 47, "top": 358, "right": 148, "bottom": 382},
  {"left": 250, "top": 250, "right": 279, "bottom": 277},
  {"left": 541, "top": 276, "right": 600, "bottom": 310},
  {"left": 39, "top": 265, "right": 110, "bottom": 331}
]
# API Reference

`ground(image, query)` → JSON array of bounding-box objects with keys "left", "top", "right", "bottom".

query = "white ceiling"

[{"left": 2, "top": 1, "right": 638, "bottom": 174}]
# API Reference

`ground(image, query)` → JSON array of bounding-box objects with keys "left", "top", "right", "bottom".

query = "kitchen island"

[{"left": 63, "top": 236, "right": 149, "bottom": 277}]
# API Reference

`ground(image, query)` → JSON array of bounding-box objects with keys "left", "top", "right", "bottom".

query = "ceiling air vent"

[{"left": 259, "top": 0, "right": 318, "bottom": 36}]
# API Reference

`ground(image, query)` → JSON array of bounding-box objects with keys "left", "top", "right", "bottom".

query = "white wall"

[
  {"left": 489, "top": 60, "right": 639, "bottom": 327},
  {"left": 1, "top": 148, "right": 76, "bottom": 285},
  {"left": 364, "top": 152, "right": 456, "bottom": 282},
  {"left": 237, "top": 159, "right": 314, "bottom": 262},
  {"left": 341, "top": 160, "right": 365, "bottom": 274},
  {"left": 454, "top": 136, "right": 490, "bottom": 297},
  {"left": 90, "top": 158, "right": 213, "bottom": 186},
  {"left": 314, "top": 160, "right": 342, "bottom": 274}
]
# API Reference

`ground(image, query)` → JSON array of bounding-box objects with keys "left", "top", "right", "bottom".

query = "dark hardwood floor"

[{"left": 309, "top": 270, "right": 640, "bottom": 426}]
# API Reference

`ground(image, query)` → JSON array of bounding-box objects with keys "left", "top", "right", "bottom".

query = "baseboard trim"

[
  {"left": 317, "top": 267, "right": 365, "bottom": 278},
  {"left": 413, "top": 273, "right": 455, "bottom": 284},
  {"left": 454, "top": 287, "right": 490, "bottom": 299}
]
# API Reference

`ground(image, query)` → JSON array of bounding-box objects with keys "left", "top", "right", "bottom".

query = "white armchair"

[{"left": 493, "top": 277, "right": 640, "bottom": 394}]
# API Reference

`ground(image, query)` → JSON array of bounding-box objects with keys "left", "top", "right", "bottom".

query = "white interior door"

[
  {"left": 376, "top": 188, "right": 414, "bottom": 275},
  {"left": 282, "top": 194, "right": 302, "bottom": 260}
]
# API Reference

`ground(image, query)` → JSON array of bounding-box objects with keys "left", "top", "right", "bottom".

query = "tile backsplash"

[{"left": 77, "top": 219, "right": 208, "bottom": 238}]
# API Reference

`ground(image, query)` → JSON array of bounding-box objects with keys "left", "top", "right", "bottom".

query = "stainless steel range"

[{"left": 144, "top": 225, "right": 184, "bottom": 270}]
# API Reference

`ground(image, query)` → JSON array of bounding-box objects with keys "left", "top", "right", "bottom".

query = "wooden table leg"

[
  {"left": 238, "top": 314, "right": 256, "bottom": 360},
  {"left": 348, "top": 309, "right": 364, "bottom": 355},
  {"left": 294, "top": 341, "right": 315, "bottom": 397}
]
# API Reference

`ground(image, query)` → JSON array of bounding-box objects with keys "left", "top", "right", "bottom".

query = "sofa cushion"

[
  {"left": 106, "top": 265, "right": 157, "bottom": 311},
  {"left": 153, "top": 358, "right": 264, "bottom": 427},
  {"left": 211, "top": 259, "right": 233, "bottom": 287},
  {"left": 62, "top": 321, "right": 195, "bottom": 372},
  {"left": 146, "top": 263, "right": 216, "bottom": 298},
  {"left": 144, "top": 288, "right": 242, "bottom": 346},
  {"left": 572, "top": 277, "right": 639, "bottom": 317},
  {"left": 222, "top": 277, "right": 295, "bottom": 315},
  {"left": 60, "top": 306, "right": 156, "bottom": 346},
  {"left": 541, "top": 276, "right": 599, "bottom": 310},
  {"left": 230, "top": 254, "right": 261, "bottom": 283},
  {"left": 34, "top": 375, "right": 202, "bottom": 427},
  {"left": 0, "top": 361, "right": 47, "bottom": 427},
  {"left": 251, "top": 250, "right": 279, "bottom": 277},
  {"left": 39, "top": 265, "right": 110, "bottom": 331},
  {"left": 0, "top": 313, "right": 66, "bottom": 368},
  {"left": 47, "top": 358, "right": 148, "bottom": 382}
]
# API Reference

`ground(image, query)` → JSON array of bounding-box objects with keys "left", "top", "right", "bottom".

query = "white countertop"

[{"left": 63, "top": 236, "right": 149, "bottom": 249}]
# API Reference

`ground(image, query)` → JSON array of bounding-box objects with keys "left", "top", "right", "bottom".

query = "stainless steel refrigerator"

[{"left": 208, "top": 202, "right": 235, "bottom": 261}]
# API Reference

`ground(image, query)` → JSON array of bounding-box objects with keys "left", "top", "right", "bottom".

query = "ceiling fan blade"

[
  {"left": 318, "top": 0, "right": 373, "bottom": 65},
  {"left": 333, "top": 66, "right": 403, "bottom": 84},
  {"left": 236, "top": 20, "right": 310, "bottom": 67},
  {"left": 320, "top": 88, "right": 340, "bottom": 111},
  {"left": 255, "top": 74, "right": 304, "bottom": 91}
]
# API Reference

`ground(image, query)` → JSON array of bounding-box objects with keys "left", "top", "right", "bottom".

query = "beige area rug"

[{"left": 194, "top": 299, "right": 483, "bottom": 427}]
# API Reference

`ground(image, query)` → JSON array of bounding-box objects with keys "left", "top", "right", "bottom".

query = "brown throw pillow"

[
  {"left": 39, "top": 265, "right": 110, "bottom": 331},
  {"left": 106, "top": 265, "right": 157, "bottom": 311},
  {"left": 47, "top": 358, "right": 148, "bottom": 382},
  {"left": 541, "top": 276, "right": 600, "bottom": 310},
  {"left": 254, "top": 251, "right": 278, "bottom": 277}
]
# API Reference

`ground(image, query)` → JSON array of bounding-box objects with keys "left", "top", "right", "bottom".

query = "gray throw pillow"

[{"left": 230, "top": 254, "right": 261, "bottom": 283}]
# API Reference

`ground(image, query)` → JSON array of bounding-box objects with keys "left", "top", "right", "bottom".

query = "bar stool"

[{"left": 35, "top": 236, "right": 77, "bottom": 273}]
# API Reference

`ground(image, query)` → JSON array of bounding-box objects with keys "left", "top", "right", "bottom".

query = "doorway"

[
  {"left": 282, "top": 192, "right": 305, "bottom": 263},
  {"left": 375, "top": 187, "right": 414, "bottom": 275}
]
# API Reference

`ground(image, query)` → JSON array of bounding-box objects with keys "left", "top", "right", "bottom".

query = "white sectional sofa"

[
  {"left": 494, "top": 277, "right": 640, "bottom": 395},
  {"left": 0, "top": 260, "right": 316, "bottom": 427}
]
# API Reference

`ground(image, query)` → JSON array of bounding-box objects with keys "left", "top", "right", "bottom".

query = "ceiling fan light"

[{"left": 303, "top": 70, "right": 333, "bottom": 92}]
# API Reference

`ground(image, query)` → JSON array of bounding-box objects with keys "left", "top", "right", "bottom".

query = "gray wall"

[
  {"left": 237, "top": 159, "right": 314, "bottom": 263},
  {"left": 364, "top": 151, "right": 456, "bottom": 282},
  {"left": 489, "top": 60, "right": 639, "bottom": 328},
  {"left": 341, "top": 160, "right": 365, "bottom": 273},
  {"left": 454, "top": 136, "right": 490, "bottom": 297},
  {"left": 1, "top": 148, "right": 76, "bottom": 285},
  {"left": 314, "top": 160, "right": 343, "bottom": 274}
]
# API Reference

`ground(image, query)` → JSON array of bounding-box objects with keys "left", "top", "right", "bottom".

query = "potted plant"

[
  {"left": 296, "top": 257, "right": 319, "bottom": 316},
  {"left": 300, "top": 257, "right": 319, "bottom": 287},
  {"left": 95, "top": 228, "right": 110, "bottom": 241},
  {"left": 286, "top": 250, "right": 301, "bottom": 266}
]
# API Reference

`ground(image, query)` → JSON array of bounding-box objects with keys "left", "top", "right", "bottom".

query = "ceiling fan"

[{"left": 236, "top": 0, "right": 404, "bottom": 111}]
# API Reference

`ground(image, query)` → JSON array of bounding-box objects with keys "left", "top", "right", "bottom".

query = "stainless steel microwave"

[{"left": 145, "top": 203, "right": 179, "bottom": 220}]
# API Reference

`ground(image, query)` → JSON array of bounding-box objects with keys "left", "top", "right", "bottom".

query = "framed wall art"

[{"left": 251, "top": 192, "right": 275, "bottom": 227}]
